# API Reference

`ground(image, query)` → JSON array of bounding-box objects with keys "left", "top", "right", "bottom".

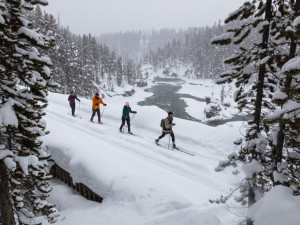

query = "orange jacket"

[{"left": 92, "top": 97, "right": 104, "bottom": 109}]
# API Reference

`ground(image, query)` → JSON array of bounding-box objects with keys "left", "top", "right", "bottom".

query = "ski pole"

[
  {"left": 123, "top": 117, "right": 128, "bottom": 133},
  {"left": 168, "top": 133, "right": 171, "bottom": 149},
  {"left": 130, "top": 114, "right": 135, "bottom": 122},
  {"left": 101, "top": 105, "right": 106, "bottom": 119},
  {"left": 124, "top": 114, "right": 135, "bottom": 132},
  {"left": 79, "top": 101, "right": 81, "bottom": 116}
]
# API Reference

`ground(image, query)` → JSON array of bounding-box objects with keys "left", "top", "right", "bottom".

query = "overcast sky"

[{"left": 43, "top": 0, "right": 246, "bottom": 35}]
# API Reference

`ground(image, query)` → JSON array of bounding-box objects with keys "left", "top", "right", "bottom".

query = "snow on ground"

[
  {"left": 180, "top": 98, "right": 207, "bottom": 120},
  {"left": 181, "top": 97, "right": 240, "bottom": 122},
  {"left": 42, "top": 81, "right": 244, "bottom": 225},
  {"left": 177, "top": 79, "right": 239, "bottom": 121},
  {"left": 177, "top": 79, "right": 226, "bottom": 100},
  {"left": 248, "top": 185, "right": 300, "bottom": 225}
]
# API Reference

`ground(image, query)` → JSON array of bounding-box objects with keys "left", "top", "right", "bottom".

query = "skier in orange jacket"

[{"left": 90, "top": 92, "right": 106, "bottom": 123}]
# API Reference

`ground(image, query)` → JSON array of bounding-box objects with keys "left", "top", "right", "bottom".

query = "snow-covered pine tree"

[
  {"left": 212, "top": 0, "right": 300, "bottom": 222},
  {"left": 116, "top": 57, "right": 123, "bottom": 87},
  {"left": 265, "top": 0, "right": 300, "bottom": 190},
  {"left": 0, "top": 0, "right": 57, "bottom": 224},
  {"left": 125, "top": 59, "right": 136, "bottom": 86},
  {"left": 211, "top": 0, "right": 283, "bottom": 223}
]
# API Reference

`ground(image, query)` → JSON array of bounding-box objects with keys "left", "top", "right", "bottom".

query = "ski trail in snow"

[
  {"left": 47, "top": 107, "right": 221, "bottom": 187},
  {"left": 46, "top": 99, "right": 234, "bottom": 190}
]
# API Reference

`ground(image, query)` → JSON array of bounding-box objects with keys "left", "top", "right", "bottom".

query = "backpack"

[{"left": 160, "top": 119, "right": 165, "bottom": 128}]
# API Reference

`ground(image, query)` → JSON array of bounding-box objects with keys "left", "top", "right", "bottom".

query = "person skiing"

[
  {"left": 119, "top": 102, "right": 137, "bottom": 134},
  {"left": 68, "top": 91, "right": 80, "bottom": 117},
  {"left": 90, "top": 92, "right": 107, "bottom": 123},
  {"left": 155, "top": 111, "right": 176, "bottom": 148}
]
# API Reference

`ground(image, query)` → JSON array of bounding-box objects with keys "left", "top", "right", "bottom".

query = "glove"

[
  {"left": 79, "top": 100, "right": 81, "bottom": 102},
  {"left": 104, "top": 104, "right": 107, "bottom": 106},
  {"left": 172, "top": 123, "right": 176, "bottom": 126},
  {"left": 134, "top": 111, "right": 137, "bottom": 114},
  {"left": 95, "top": 103, "right": 99, "bottom": 106}
]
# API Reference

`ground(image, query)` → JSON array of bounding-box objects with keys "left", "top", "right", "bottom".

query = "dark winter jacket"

[
  {"left": 68, "top": 94, "right": 80, "bottom": 105},
  {"left": 163, "top": 116, "right": 173, "bottom": 132},
  {"left": 122, "top": 106, "right": 134, "bottom": 119}
]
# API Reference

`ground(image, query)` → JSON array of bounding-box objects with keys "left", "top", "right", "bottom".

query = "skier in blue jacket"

[{"left": 119, "top": 102, "right": 137, "bottom": 134}]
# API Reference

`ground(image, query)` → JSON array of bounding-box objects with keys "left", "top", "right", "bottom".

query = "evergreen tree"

[
  {"left": 0, "top": 1, "right": 57, "bottom": 224},
  {"left": 116, "top": 57, "right": 123, "bottom": 87},
  {"left": 266, "top": 0, "right": 300, "bottom": 188},
  {"left": 212, "top": 1, "right": 300, "bottom": 223}
]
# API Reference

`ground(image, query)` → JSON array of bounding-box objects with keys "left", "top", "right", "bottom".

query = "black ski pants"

[
  {"left": 70, "top": 103, "right": 75, "bottom": 116},
  {"left": 120, "top": 117, "right": 130, "bottom": 132},
  {"left": 91, "top": 108, "right": 101, "bottom": 121},
  {"left": 92, "top": 108, "right": 100, "bottom": 117},
  {"left": 159, "top": 130, "right": 175, "bottom": 142}
]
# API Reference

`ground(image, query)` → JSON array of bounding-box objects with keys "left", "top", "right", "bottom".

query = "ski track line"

[
  {"left": 46, "top": 109, "right": 223, "bottom": 187},
  {"left": 48, "top": 107, "right": 218, "bottom": 170},
  {"left": 50, "top": 102, "right": 226, "bottom": 159},
  {"left": 47, "top": 118, "right": 212, "bottom": 186},
  {"left": 48, "top": 106, "right": 221, "bottom": 168}
]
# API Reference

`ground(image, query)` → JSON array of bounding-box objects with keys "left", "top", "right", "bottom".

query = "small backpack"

[{"left": 160, "top": 118, "right": 165, "bottom": 128}]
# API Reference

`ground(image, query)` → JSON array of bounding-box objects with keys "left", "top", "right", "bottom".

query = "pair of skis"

[
  {"left": 90, "top": 120, "right": 103, "bottom": 124},
  {"left": 155, "top": 142, "right": 195, "bottom": 156},
  {"left": 120, "top": 130, "right": 143, "bottom": 138}
]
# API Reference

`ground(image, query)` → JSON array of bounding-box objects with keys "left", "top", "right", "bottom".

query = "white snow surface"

[
  {"left": 282, "top": 57, "right": 300, "bottom": 74},
  {"left": 293, "top": 16, "right": 300, "bottom": 28},
  {"left": 178, "top": 80, "right": 238, "bottom": 121},
  {"left": 42, "top": 82, "right": 243, "bottom": 225},
  {"left": 0, "top": 98, "right": 19, "bottom": 127},
  {"left": 248, "top": 185, "right": 300, "bottom": 225}
]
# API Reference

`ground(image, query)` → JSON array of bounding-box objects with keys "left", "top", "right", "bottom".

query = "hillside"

[{"left": 42, "top": 78, "right": 244, "bottom": 225}]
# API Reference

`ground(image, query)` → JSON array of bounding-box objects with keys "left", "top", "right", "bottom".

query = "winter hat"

[
  {"left": 125, "top": 102, "right": 130, "bottom": 106},
  {"left": 168, "top": 111, "right": 173, "bottom": 115},
  {"left": 95, "top": 92, "right": 99, "bottom": 96}
]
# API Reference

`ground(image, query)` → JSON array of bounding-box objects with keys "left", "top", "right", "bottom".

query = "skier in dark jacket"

[
  {"left": 68, "top": 91, "right": 80, "bottom": 116},
  {"left": 119, "top": 102, "right": 137, "bottom": 134},
  {"left": 155, "top": 111, "right": 176, "bottom": 148}
]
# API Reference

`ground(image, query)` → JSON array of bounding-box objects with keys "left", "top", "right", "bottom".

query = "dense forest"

[
  {"left": 27, "top": 6, "right": 142, "bottom": 98},
  {"left": 26, "top": 8, "right": 249, "bottom": 97},
  {"left": 98, "top": 24, "right": 233, "bottom": 79},
  {"left": 97, "top": 28, "right": 186, "bottom": 61}
]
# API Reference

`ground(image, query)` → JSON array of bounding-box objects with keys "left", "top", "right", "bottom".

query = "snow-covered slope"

[{"left": 42, "top": 86, "right": 243, "bottom": 225}]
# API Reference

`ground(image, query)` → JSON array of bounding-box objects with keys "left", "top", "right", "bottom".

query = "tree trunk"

[
  {"left": 249, "top": 0, "right": 273, "bottom": 214},
  {"left": 0, "top": 161, "right": 16, "bottom": 225},
  {"left": 246, "top": 186, "right": 255, "bottom": 225},
  {"left": 254, "top": 0, "right": 273, "bottom": 131},
  {"left": 275, "top": 0, "right": 300, "bottom": 165}
]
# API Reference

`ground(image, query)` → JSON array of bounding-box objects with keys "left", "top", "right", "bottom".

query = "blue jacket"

[{"left": 122, "top": 106, "right": 133, "bottom": 119}]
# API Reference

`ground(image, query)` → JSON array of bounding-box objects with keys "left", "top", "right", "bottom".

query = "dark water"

[{"left": 138, "top": 77, "right": 250, "bottom": 126}]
